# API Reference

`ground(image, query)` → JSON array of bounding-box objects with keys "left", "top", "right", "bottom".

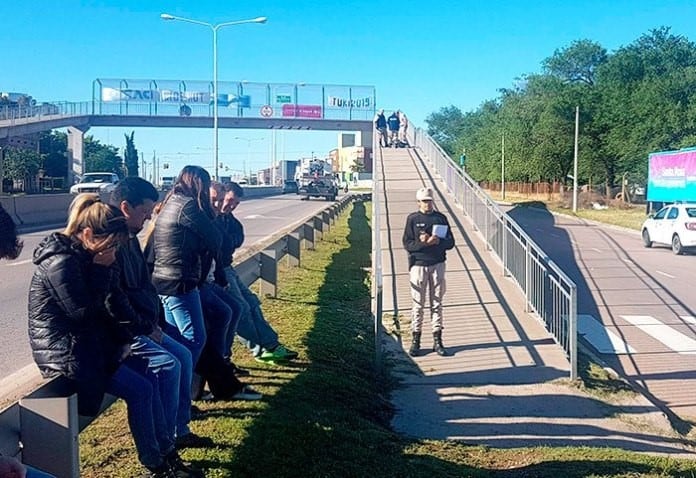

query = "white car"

[
  {"left": 70, "top": 172, "right": 120, "bottom": 196},
  {"left": 641, "top": 203, "right": 696, "bottom": 254}
]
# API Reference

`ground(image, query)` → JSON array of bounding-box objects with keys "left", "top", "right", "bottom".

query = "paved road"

[
  {"left": 0, "top": 193, "right": 337, "bottom": 381},
  {"left": 502, "top": 204, "right": 696, "bottom": 421}
]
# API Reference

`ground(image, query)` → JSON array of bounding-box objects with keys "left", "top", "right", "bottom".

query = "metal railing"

[
  {"left": 371, "top": 135, "right": 384, "bottom": 370},
  {"left": 413, "top": 128, "right": 577, "bottom": 379}
]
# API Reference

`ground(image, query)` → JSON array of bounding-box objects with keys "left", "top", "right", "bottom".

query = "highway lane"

[
  {"left": 502, "top": 204, "right": 696, "bottom": 419},
  {"left": 0, "top": 193, "right": 340, "bottom": 381}
]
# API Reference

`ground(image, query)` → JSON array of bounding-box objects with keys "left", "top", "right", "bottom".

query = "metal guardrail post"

[
  {"left": 259, "top": 249, "right": 278, "bottom": 297},
  {"left": 20, "top": 392, "right": 80, "bottom": 477},
  {"left": 287, "top": 233, "right": 301, "bottom": 267},
  {"left": 303, "top": 222, "right": 315, "bottom": 250},
  {"left": 313, "top": 216, "right": 324, "bottom": 237},
  {"left": 569, "top": 284, "right": 578, "bottom": 380}
]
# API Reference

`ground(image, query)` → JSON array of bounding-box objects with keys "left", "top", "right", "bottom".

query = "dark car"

[{"left": 282, "top": 180, "right": 299, "bottom": 194}]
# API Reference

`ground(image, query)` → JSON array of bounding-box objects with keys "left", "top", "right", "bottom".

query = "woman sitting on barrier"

[{"left": 27, "top": 194, "right": 188, "bottom": 477}]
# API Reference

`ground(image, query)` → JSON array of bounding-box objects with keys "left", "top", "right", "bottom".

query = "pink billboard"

[
  {"left": 282, "top": 104, "right": 322, "bottom": 118},
  {"left": 648, "top": 149, "right": 696, "bottom": 201}
]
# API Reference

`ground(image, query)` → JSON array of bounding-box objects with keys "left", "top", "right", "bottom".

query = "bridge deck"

[{"left": 375, "top": 146, "right": 691, "bottom": 453}]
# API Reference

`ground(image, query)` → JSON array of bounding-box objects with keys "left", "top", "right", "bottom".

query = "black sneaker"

[
  {"left": 166, "top": 450, "right": 204, "bottom": 478},
  {"left": 144, "top": 464, "right": 175, "bottom": 478},
  {"left": 230, "top": 361, "right": 250, "bottom": 376},
  {"left": 175, "top": 432, "right": 215, "bottom": 449}
]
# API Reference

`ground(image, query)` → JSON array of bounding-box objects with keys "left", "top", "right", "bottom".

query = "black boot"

[
  {"left": 408, "top": 332, "right": 421, "bottom": 357},
  {"left": 433, "top": 331, "right": 449, "bottom": 356}
]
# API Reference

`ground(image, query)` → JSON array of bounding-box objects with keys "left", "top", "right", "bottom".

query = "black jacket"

[
  {"left": 28, "top": 232, "right": 130, "bottom": 416},
  {"left": 151, "top": 194, "right": 222, "bottom": 296},
  {"left": 113, "top": 235, "right": 160, "bottom": 336},
  {"left": 402, "top": 210, "right": 455, "bottom": 268},
  {"left": 212, "top": 213, "right": 245, "bottom": 287}
]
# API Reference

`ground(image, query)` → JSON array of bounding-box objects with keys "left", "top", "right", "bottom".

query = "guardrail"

[
  {"left": 412, "top": 128, "right": 578, "bottom": 380},
  {"left": 0, "top": 192, "right": 366, "bottom": 477}
]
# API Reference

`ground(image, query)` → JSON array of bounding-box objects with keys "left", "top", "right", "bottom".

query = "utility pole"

[
  {"left": 501, "top": 133, "right": 506, "bottom": 201},
  {"left": 572, "top": 106, "right": 579, "bottom": 213}
]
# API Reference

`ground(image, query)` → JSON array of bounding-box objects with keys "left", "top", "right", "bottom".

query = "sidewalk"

[{"left": 376, "top": 146, "right": 695, "bottom": 457}]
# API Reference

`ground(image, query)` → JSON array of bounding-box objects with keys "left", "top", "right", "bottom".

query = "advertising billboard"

[{"left": 647, "top": 148, "right": 696, "bottom": 202}]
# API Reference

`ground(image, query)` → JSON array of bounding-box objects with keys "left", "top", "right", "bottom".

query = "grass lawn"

[{"left": 79, "top": 201, "right": 696, "bottom": 477}]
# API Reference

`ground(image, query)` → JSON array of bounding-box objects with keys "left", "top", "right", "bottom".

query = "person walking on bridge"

[
  {"left": 373, "top": 108, "right": 388, "bottom": 147},
  {"left": 402, "top": 187, "right": 455, "bottom": 357}
]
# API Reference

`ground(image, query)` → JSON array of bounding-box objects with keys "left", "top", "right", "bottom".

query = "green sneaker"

[{"left": 256, "top": 344, "right": 298, "bottom": 363}]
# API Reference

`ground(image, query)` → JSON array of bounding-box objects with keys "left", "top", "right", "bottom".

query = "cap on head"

[{"left": 416, "top": 187, "right": 434, "bottom": 201}]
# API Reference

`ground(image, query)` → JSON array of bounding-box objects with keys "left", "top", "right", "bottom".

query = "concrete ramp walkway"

[{"left": 376, "top": 146, "right": 695, "bottom": 456}]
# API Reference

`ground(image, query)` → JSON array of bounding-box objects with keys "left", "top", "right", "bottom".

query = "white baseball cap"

[{"left": 416, "top": 187, "right": 434, "bottom": 201}]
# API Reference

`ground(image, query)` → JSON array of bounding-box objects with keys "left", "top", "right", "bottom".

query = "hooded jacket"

[{"left": 28, "top": 232, "right": 130, "bottom": 415}]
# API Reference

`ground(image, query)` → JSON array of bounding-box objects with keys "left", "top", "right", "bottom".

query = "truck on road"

[{"left": 295, "top": 158, "right": 338, "bottom": 201}]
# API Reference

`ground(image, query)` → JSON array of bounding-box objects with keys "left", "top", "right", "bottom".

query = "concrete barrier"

[
  {"left": 3, "top": 187, "right": 281, "bottom": 231},
  {"left": 12, "top": 194, "right": 73, "bottom": 227}
]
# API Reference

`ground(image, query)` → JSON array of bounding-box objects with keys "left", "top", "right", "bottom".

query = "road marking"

[
  {"left": 621, "top": 315, "right": 696, "bottom": 354},
  {"left": 655, "top": 270, "right": 676, "bottom": 279},
  {"left": 578, "top": 314, "right": 636, "bottom": 354},
  {"left": 4, "top": 259, "right": 32, "bottom": 267},
  {"left": 590, "top": 248, "right": 602, "bottom": 253},
  {"left": 681, "top": 316, "right": 696, "bottom": 325}
]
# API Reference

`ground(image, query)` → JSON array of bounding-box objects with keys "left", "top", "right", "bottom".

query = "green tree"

[
  {"left": 84, "top": 136, "right": 124, "bottom": 176},
  {"left": 425, "top": 105, "right": 466, "bottom": 156},
  {"left": 543, "top": 39, "right": 607, "bottom": 86},
  {"left": 3, "top": 147, "right": 41, "bottom": 182},
  {"left": 124, "top": 131, "right": 139, "bottom": 177},
  {"left": 39, "top": 130, "right": 68, "bottom": 178}
]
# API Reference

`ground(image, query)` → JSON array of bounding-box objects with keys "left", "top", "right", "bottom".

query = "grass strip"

[{"left": 80, "top": 200, "right": 696, "bottom": 477}]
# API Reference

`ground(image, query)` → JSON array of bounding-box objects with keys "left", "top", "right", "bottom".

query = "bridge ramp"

[{"left": 375, "top": 146, "right": 691, "bottom": 454}]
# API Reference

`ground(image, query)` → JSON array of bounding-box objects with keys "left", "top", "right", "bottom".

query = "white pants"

[{"left": 409, "top": 262, "right": 446, "bottom": 333}]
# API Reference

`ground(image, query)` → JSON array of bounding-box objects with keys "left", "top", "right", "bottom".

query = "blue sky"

[{"left": 4, "top": 0, "right": 696, "bottom": 177}]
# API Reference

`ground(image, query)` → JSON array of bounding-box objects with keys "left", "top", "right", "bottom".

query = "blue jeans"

[
  {"left": 160, "top": 289, "right": 206, "bottom": 367},
  {"left": 26, "top": 466, "right": 56, "bottom": 478},
  {"left": 131, "top": 334, "right": 188, "bottom": 442},
  {"left": 223, "top": 266, "right": 278, "bottom": 357},
  {"left": 199, "top": 282, "right": 237, "bottom": 358},
  {"left": 160, "top": 334, "right": 193, "bottom": 436},
  {"left": 106, "top": 360, "right": 165, "bottom": 469}
]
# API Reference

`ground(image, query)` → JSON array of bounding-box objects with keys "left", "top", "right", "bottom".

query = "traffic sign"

[{"left": 260, "top": 105, "right": 273, "bottom": 117}]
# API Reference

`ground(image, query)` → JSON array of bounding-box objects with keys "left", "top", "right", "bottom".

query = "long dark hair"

[
  {"left": 166, "top": 165, "right": 214, "bottom": 218},
  {"left": 0, "top": 203, "right": 23, "bottom": 259}
]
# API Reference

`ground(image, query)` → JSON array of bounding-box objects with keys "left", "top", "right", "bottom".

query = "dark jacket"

[
  {"left": 151, "top": 194, "right": 222, "bottom": 296},
  {"left": 402, "top": 210, "right": 455, "bottom": 268},
  {"left": 212, "top": 213, "right": 245, "bottom": 286},
  {"left": 113, "top": 235, "right": 160, "bottom": 336},
  {"left": 28, "top": 232, "right": 130, "bottom": 416},
  {"left": 387, "top": 113, "right": 400, "bottom": 131},
  {"left": 374, "top": 112, "right": 387, "bottom": 129}
]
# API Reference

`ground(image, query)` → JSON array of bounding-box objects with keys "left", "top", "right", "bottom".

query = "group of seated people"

[{"left": 2, "top": 166, "right": 297, "bottom": 477}]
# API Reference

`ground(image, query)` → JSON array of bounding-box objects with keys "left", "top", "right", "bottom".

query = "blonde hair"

[{"left": 64, "top": 193, "right": 128, "bottom": 244}]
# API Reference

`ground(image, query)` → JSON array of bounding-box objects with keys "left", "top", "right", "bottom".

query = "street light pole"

[{"left": 161, "top": 13, "right": 267, "bottom": 181}]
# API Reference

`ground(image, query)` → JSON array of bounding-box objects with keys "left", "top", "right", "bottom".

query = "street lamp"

[
  {"left": 160, "top": 13, "right": 267, "bottom": 180},
  {"left": 235, "top": 136, "right": 264, "bottom": 181}
]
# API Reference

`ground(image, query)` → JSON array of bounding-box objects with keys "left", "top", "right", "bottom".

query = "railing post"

[
  {"left": 20, "top": 391, "right": 80, "bottom": 478},
  {"left": 287, "top": 232, "right": 301, "bottom": 267},
  {"left": 303, "top": 222, "right": 315, "bottom": 250},
  {"left": 569, "top": 284, "right": 578, "bottom": 380},
  {"left": 259, "top": 249, "right": 278, "bottom": 298}
]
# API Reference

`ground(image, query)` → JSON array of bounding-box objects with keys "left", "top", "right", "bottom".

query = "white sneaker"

[{"left": 232, "top": 385, "right": 262, "bottom": 401}]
